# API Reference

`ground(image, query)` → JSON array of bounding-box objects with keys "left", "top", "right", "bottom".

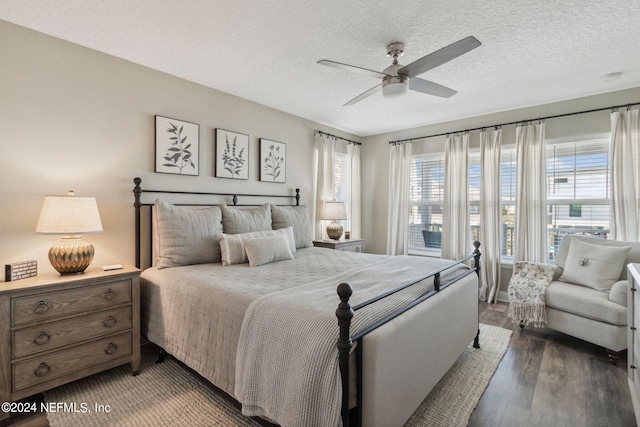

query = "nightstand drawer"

[
  {"left": 338, "top": 243, "right": 363, "bottom": 253},
  {"left": 12, "top": 332, "right": 132, "bottom": 392},
  {"left": 12, "top": 279, "right": 132, "bottom": 326},
  {"left": 13, "top": 306, "right": 132, "bottom": 359}
]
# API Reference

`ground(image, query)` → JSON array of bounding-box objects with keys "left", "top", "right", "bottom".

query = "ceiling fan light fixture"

[{"left": 382, "top": 75, "right": 408, "bottom": 98}]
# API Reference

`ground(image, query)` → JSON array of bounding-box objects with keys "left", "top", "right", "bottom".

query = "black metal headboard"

[{"left": 133, "top": 177, "right": 301, "bottom": 269}]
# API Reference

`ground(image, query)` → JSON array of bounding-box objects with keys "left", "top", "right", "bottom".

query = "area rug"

[{"left": 45, "top": 324, "right": 511, "bottom": 427}]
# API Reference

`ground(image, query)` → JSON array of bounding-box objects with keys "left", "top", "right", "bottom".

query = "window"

[
  {"left": 501, "top": 148, "right": 517, "bottom": 257},
  {"left": 545, "top": 137, "right": 610, "bottom": 259},
  {"left": 487, "top": 138, "right": 609, "bottom": 260},
  {"left": 409, "top": 153, "right": 481, "bottom": 252},
  {"left": 409, "top": 135, "right": 610, "bottom": 260},
  {"left": 334, "top": 152, "right": 349, "bottom": 229},
  {"left": 409, "top": 155, "right": 444, "bottom": 251},
  {"left": 334, "top": 152, "right": 348, "bottom": 201}
]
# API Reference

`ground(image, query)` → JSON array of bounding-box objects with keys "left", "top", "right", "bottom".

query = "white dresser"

[{"left": 628, "top": 263, "right": 640, "bottom": 426}]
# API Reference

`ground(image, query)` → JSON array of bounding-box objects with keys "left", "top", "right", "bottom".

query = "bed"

[{"left": 133, "top": 178, "right": 481, "bottom": 427}]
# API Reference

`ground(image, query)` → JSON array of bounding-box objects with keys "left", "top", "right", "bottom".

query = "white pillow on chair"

[{"left": 559, "top": 239, "right": 630, "bottom": 291}]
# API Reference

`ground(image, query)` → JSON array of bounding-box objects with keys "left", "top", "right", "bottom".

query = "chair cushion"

[
  {"left": 608, "top": 280, "right": 628, "bottom": 307},
  {"left": 558, "top": 239, "right": 630, "bottom": 291},
  {"left": 545, "top": 281, "right": 627, "bottom": 326}
]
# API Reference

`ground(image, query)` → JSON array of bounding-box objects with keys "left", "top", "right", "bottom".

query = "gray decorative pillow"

[
  {"left": 218, "top": 228, "right": 295, "bottom": 266},
  {"left": 245, "top": 234, "right": 294, "bottom": 267},
  {"left": 271, "top": 205, "right": 313, "bottom": 249},
  {"left": 154, "top": 199, "right": 223, "bottom": 269},
  {"left": 559, "top": 239, "right": 631, "bottom": 291},
  {"left": 221, "top": 203, "right": 272, "bottom": 234}
]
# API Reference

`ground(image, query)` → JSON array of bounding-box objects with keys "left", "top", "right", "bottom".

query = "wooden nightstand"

[
  {"left": 0, "top": 265, "right": 140, "bottom": 420},
  {"left": 313, "top": 239, "right": 365, "bottom": 253}
]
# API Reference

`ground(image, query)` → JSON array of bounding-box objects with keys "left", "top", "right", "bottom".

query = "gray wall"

[{"left": 0, "top": 20, "right": 359, "bottom": 278}]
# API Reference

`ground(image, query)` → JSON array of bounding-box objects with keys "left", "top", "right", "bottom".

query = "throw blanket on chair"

[{"left": 507, "top": 261, "right": 556, "bottom": 327}]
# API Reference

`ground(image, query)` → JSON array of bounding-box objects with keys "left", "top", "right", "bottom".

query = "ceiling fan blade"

[
  {"left": 318, "top": 60, "right": 388, "bottom": 79},
  {"left": 409, "top": 78, "right": 457, "bottom": 98},
  {"left": 398, "top": 36, "right": 481, "bottom": 78},
  {"left": 344, "top": 84, "right": 382, "bottom": 106}
]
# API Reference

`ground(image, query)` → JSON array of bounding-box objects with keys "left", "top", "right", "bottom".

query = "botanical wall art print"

[
  {"left": 155, "top": 115, "right": 199, "bottom": 176},
  {"left": 260, "top": 139, "right": 286, "bottom": 183},
  {"left": 216, "top": 129, "right": 249, "bottom": 180}
]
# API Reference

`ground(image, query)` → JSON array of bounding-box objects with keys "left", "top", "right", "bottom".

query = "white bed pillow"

[
  {"left": 218, "top": 227, "right": 296, "bottom": 266},
  {"left": 558, "top": 239, "right": 631, "bottom": 291},
  {"left": 221, "top": 203, "right": 272, "bottom": 234},
  {"left": 245, "top": 234, "right": 294, "bottom": 267},
  {"left": 271, "top": 205, "right": 313, "bottom": 249},
  {"left": 154, "top": 199, "right": 223, "bottom": 269}
]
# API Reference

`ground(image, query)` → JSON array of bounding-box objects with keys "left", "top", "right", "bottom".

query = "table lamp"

[
  {"left": 322, "top": 201, "right": 347, "bottom": 240},
  {"left": 36, "top": 191, "right": 103, "bottom": 274}
]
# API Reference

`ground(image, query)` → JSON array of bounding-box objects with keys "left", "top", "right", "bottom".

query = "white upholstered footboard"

[{"left": 360, "top": 273, "right": 478, "bottom": 427}]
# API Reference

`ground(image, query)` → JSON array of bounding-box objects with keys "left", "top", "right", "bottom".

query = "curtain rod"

[
  {"left": 388, "top": 101, "right": 640, "bottom": 145},
  {"left": 314, "top": 130, "right": 362, "bottom": 145}
]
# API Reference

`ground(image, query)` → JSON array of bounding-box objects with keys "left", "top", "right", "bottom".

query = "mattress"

[{"left": 141, "top": 247, "right": 388, "bottom": 397}]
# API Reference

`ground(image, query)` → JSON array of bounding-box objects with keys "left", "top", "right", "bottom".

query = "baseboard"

[{"left": 498, "top": 291, "right": 509, "bottom": 303}]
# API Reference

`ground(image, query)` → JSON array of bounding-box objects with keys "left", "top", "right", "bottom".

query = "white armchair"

[{"left": 542, "top": 236, "right": 640, "bottom": 363}]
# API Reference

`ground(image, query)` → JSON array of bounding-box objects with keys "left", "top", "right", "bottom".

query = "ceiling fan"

[{"left": 318, "top": 36, "right": 481, "bottom": 106}]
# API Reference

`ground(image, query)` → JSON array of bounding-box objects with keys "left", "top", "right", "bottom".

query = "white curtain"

[
  {"left": 610, "top": 108, "right": 640, "bottom": 242},
  {"left": 387, "top": 142, "right": 412, "bottom": 255},
  {"left": 479, "top": 128, "right": 502, "bottom": 303},
  {"left": 514, "top": 122, "right": 548, "bottom": 263},
  {"left": 441, "top": 133, "right": 470, "bottom": 260},
  {"left": 313, "top": 133, "right": 336, "bottom": 240},
  {"left": 347, "top": 143, "right": 362, "bottom": 238}
]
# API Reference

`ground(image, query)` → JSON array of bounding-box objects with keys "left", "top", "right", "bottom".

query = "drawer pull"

[
  {"left": 103, "top": 316, "right": 117, "bottom": 328},
  {"left": 34, "top": 332, "right": 51, "bottom": 345},
  {"left": 103, "top": 289, "right": 117, "bottom": 301},
  {"left": 34, "top": 363, "right": 51, "bottom": 377},
  {"left": 104, "top": 343, "right": 118, "bottom": 355},
  {"left": 355, "top": 247, "right": 361, "bottom": 253},
  {"left": 33, "top": 300, "right": 51, "bottom": 314},
  {"left": 632, "top": 365, "right": 637, "bottom": 369}
]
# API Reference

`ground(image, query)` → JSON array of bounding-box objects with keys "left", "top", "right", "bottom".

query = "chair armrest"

[{"left": 609, "top": 280, "right": 628, "bottom": 307}]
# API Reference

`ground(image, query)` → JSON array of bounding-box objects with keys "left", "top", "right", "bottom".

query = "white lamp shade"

[
  {"left": 322, "top": 201, "right": 347, "bottom": 221},
  {"left": 36, "top": 195, "right": 103, "bottom": 235}
]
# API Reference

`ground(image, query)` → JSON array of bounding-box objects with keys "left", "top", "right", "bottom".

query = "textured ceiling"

[{"left": 1, "top": 0, "right": 639, "bottom": 137}]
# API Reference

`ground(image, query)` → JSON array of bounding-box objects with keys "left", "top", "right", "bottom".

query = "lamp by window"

[
  {"left": 36, "top": 191, "right": 103, "bottom": 274},
  {"left": 322, "top": 201, "right": 347, "bottom": 240}
]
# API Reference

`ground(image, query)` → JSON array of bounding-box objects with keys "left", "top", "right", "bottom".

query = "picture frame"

[
  {"left": 155, "top": 116, "right": 199, "bottom": 176},
  {"left": 259, "top": 139, "right": 286, "bottom": 183},
  {"left": 215, "top": 129, "right": 249, "bottom": 180}
]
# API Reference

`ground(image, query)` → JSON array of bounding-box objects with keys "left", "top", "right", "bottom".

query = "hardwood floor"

[
  {"left": 471, "top": 301, "right": 636, "bottom": 427},
  {"left": 3, "top": 301, "right": 636, "bottom": 426}
]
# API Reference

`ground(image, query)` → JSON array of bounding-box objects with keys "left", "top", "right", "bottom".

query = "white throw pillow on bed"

[
  {"left": 271, "top": 205, "right": 313, "bottom": 249},
  {"left": 154, "top": 199, "right": 223, "bottom": 269},
  {"left": 218, "top": 227, "right": 296, "bottom": 266},
  {"left": 558, "top": 239, "right": 631, "bottom": 291},
  {"left": 221, "top": 203, "right": 272, "bottom": 234},
  {"left": 245, "top": 234, "right": 294, "bottom": 267}
]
